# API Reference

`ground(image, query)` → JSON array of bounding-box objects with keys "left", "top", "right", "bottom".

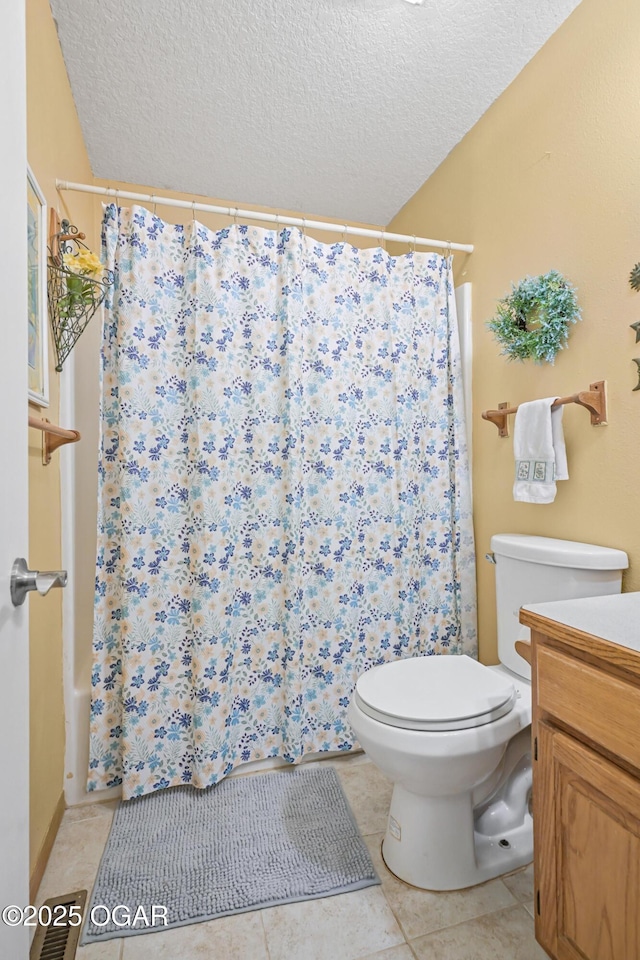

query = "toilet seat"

[{"left": 354, "top": 654, "right": 517, "bottom": 731}]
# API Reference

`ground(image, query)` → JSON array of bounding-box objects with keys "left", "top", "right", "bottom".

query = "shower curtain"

[{"left": 89, "top": 204, "right": 476, "bottom": 799}]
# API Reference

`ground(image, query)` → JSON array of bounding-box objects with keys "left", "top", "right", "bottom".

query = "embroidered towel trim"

[{"left": 513, "top": 398, "right": 568, "bottom": 504}]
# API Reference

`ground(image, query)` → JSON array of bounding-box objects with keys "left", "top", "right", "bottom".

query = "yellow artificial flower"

[{"left": 63, "top": 248, "right": 104, "bottom": 277}]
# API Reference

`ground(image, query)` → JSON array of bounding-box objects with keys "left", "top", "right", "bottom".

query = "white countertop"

[{"left": 522, "top": 592, "right": 640, "bottom": 653}]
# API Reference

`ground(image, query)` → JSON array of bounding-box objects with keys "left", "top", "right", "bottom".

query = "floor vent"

[{"left": 30, "top": 890, "right": 87, "bottom": 960}]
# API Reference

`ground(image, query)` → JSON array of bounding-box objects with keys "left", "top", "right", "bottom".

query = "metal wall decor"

[
  {"left": 47, "top": 211, "right": 114, "bottom": 371},
  {"left": 628, "top": 270, "right": 640, "bottom": 389},
  {"left": 630, "top": 310, "right": 640, "bottom": 391}
]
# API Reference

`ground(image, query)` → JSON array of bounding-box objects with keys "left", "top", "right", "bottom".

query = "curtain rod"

[{"left": 55, "top": 180, "right": 474, "bottom": 254}]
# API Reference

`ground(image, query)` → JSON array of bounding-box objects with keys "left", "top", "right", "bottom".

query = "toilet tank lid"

[{"left": 490, "top": 534, "right": 628, "bottom": 570}]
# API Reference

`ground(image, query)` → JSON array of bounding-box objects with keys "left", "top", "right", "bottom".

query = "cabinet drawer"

[{"left": 537, "top": 645, "right": 640, "bottom": 772}]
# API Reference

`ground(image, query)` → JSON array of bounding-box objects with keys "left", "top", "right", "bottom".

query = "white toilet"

[{"left": 348, "top": 534, "right": 628, "bottom": 891}]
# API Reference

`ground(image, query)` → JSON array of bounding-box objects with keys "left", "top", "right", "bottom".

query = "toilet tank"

[{"left": 491, "top": 534, "right": 628, "bottom": 680}]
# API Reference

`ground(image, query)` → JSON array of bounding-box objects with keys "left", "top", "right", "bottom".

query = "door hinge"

[
  {"left": 536, "top": 890, "right": 541, "bottom": 915},
  {"left": 534, "top": 736, "right": 538, "bottom": 761}
]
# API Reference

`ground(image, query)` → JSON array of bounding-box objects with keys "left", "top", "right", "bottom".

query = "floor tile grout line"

[
  {"left": 516, "top": 901, "right": 537, "bottom": 921},
  {"left": 376, "top": 856, "right": 522, "bottom": 944},
  {"left": 404, "top": 899, "right": 523, "bottom": 945},
  {"left": 497, "top": 877, "right": 520, "bottom": 905},
  {"left": 353, "top": 942, "right": 413, "bottom": 960},
  {"left": 405, "top": 940, "right": 421, "bottom": 960},
  {"left": 406, "top": 900, "right": 532, "bottom": 946},
  {"left": 378, "top": 877, "right": 413, "bottom": 945},
  {"left": 259, "top": 909, "right": 273, "bottom": 960},
  {"left": 369, "top": 832, "right": 439, "bottom": 944}
]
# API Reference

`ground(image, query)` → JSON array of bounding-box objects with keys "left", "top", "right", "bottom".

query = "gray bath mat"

[{"left": 82, "top": 765, "right": 379, "bottom": 943}]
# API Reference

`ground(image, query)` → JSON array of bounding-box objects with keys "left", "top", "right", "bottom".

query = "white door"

[{"left": 0, "top": 1, "right": 30, "bottom": 957}]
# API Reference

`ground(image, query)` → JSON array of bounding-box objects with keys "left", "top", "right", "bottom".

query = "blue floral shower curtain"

[{"left": 89, "top": 204, "right": 476, "bottom": 799}]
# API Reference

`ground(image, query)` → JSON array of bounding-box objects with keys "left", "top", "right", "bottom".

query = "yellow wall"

[
  {"left": 388, "top": 0, "right": 640, "bottom": 664},
  {"left": 26, "top": 0, "right": 97, "bottom": 879}
]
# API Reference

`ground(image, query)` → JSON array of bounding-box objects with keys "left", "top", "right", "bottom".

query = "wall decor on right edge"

[
  {"left": 487, "top": 270, "right": 581, "bottom": 365},
  {"left": 628, "top": 265, "right": 640, "bottom": 390}
]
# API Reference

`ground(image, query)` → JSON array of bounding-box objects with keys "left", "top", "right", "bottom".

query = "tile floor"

[{"left": 36, "top": 755, "right": 549, "bottom": 960}]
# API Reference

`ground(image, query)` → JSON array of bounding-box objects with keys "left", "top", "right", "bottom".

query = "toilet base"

[{"left": 381, "top": 783, "right": 533, "bottom": 891}]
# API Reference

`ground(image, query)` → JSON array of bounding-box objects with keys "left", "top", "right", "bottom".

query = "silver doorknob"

[{"left": 10, "top": 557, "right": 68, "bottom": 607}]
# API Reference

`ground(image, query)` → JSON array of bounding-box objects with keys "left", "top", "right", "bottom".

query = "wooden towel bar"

[{"left": 481, "top": 381, "right": 607, "bottom": 439}]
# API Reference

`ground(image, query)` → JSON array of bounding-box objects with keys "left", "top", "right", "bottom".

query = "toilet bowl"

[
  {"left": 348, "top": 534, "right": 628, "bottom": 891},
  {"left": 348, "top": 657, "right": 532, "bottom": 890}
]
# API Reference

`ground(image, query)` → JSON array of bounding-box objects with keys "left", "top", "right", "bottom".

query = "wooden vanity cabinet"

[{"left": 519, "top": 609, "right": 640, "bottom": 960}]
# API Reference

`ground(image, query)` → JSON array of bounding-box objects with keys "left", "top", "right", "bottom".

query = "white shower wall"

[
  {"left": 61, "top": 309, "right": 115, "bottom": 806},
  {"left": 61, "top": 270, "right": 472, "bottom": 807}
]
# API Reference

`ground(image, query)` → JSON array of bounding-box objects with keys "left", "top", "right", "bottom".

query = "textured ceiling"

[{"left": 49, "top": 0, "right": 582, "bottom": 225}]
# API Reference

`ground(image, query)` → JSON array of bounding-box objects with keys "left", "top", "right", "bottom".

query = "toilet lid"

[{"left": 354, "top": 655, "right": 517, "bottom": 731}]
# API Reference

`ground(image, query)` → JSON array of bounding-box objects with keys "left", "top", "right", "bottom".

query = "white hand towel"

[{"left": 513, "top": 398, "right": 568, "bottom": 504}]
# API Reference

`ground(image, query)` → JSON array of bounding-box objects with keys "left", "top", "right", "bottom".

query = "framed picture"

[{"left": 27, "top": 165, "right": 49, "bottom": 407}]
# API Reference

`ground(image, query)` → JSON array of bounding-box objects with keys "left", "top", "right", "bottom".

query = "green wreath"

[{"left": 487, "top": 270, "right": 581, "bottom": 364}]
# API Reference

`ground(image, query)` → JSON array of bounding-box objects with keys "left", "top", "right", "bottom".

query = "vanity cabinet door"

[{"left": 536, "top": 721, "right": 640, "bottom": 960}]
